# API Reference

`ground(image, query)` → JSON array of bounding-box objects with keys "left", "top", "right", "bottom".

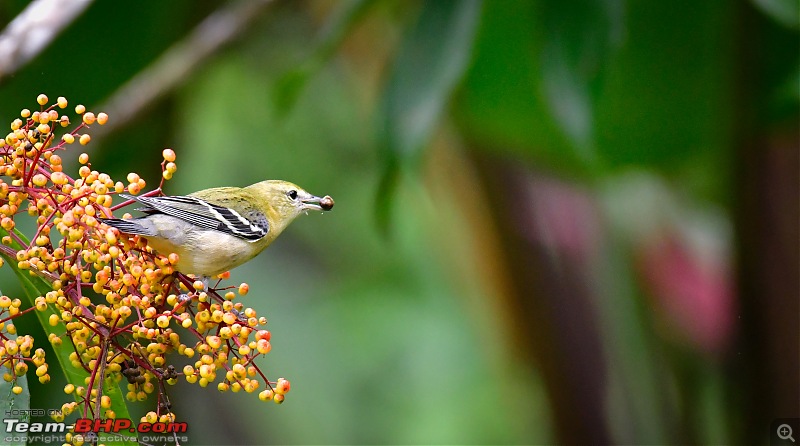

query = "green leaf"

[
  {"left": 752, "top": 0, "right": 800, "bottom": 29},
  {"left": 0, "top": 326, "right": 30, "bottom": 446},
  {"left": 273, "top": 0, "right": 377, "bottom": 116},
  {"left": 381, "top": 0, "right": 482, "bottom": 160},
  {"left": 376, "top": 0, "right": 482, "bottom": 231},
  {"left": 0, "top": 229, "right": 137, "bottom": 446},
  {"left": 539, "top": 0, "right": 622, "bottom": 164}
]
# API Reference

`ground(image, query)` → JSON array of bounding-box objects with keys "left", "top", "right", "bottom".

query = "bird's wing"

[{"left": 120, "top": 194, "right": 268, "bottom": 241}]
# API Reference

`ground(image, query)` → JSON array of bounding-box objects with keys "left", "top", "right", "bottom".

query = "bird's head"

[{"left": 247, "top": 180, "right": 334, "bottom": 231}]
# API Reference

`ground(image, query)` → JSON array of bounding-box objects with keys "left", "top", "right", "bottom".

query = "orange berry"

[
  {"left": 82, "top": 112, "right": 95, "bottom": 125},
  {"left": 274, "top": 378, "right": 290, "bottom": 395},
  {"left": 256, "top": 339, "right": 271, "bottom": 355},
  {"left": 206, "top": 336, "right": 221, "bottom": 349},
  {"left": 97, "top": 113, "right": 108, "bottom": 125},
  {"left": 79, "top": 134, "right": 91, "bottom": 145}
]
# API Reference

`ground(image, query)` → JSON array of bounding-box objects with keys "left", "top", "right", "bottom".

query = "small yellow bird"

[{"left": 100, "top": 180, "right": 333, "bottom": 277}]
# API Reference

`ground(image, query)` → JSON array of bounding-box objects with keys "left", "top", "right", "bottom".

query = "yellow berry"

[
  {"left": 62, "top": 134, "right": 75, "bottom": 144},
  {"left": 162, "top": 148, "right": 176, "bottom": 162},
  {"left": 50, "top": 171, "right": 67, "bottom": 185},
  {"left": 31, "top": 174, "right": 48, "bottom": 187},
  {"left": 82, "top": 112, "right": 95, "bottom": 125},
  {"left": 75, "top": 104, "right": 86, "bottom": 114},
  {"left": 79, "top": 134, "right": 91, "bottom": 145},
  {"left": 57, "top": 97, "right": 68, "bottom": 108},
  {"left": 37, "top": 94, "right": 48, "bottom": 105},
  {"left": 156, "top": 315, "right": 170, "bottom": 328}
]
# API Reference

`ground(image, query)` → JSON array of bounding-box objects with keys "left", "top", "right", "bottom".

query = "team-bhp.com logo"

[
  {"left": 4, "top": 418, "right": 187, "bottom": 434},
  {"left": 74, "top": 418, "right": 188, "bottom": 434}
]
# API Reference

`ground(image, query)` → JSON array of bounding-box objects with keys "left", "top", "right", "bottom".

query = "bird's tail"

[{"left": 98, "top": 218, "right": 156, "bottom": 236}]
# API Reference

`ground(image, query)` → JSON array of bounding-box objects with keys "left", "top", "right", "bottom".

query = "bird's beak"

[{"left": 300, "top": 194, "right": 334, "bottom": 212}]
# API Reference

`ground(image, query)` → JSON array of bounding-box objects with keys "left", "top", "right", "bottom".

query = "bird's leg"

[{"left": 176, "top": 275, "right": 210, "bottom": 303}]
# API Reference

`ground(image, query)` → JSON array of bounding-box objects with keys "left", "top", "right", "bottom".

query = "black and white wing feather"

[{"left": 121, "top": 194, "right": 268, "bottom": 241}]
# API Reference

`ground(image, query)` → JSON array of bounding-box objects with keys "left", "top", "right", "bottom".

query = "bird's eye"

[{"left": 287, "top": 190, "right": 298, "bottom": 200}]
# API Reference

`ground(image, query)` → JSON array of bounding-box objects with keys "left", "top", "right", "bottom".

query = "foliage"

[
  {"left": 0, "top": 1, "right": 796, "bottom": 445},
  {"left": 0, "top": 96, "right": 289, "bottom": 445}
]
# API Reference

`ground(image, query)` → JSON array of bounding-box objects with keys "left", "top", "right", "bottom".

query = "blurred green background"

[{"left": 0, "top": 0, "right": 798, "bottom": 444}]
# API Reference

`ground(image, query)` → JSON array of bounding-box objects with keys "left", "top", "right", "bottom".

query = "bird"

[{"left": 99, "top": 180, "right": 334, "bottom": 277}]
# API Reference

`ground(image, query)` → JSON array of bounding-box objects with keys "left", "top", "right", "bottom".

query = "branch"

[
  {"left": 91, "top": 0, "right": 274, "bottom": 140},
  {"left": 0, "top": 0, "right": 94, "bottom": 82}
]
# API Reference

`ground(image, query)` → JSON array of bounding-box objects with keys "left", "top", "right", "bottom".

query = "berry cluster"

[{"left": 0, "top": 95, "right": 289, "bottom": 437}]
